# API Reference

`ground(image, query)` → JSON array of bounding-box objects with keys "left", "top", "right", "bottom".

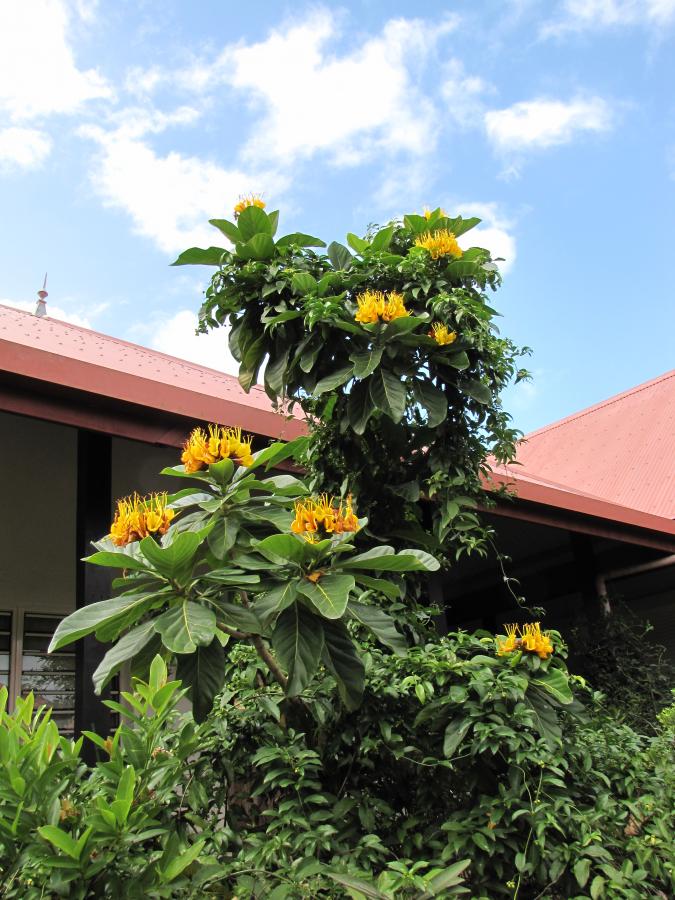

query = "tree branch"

[{"left": 240, "top": 591, "right": 289, "bottom": 690}]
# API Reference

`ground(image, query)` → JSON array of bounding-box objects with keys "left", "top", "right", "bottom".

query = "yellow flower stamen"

[
  {"left": 233, "top": 194, "right": 265, "bottom": 218},
  {"left": 355, "top": 290, "right": 409, "bottom": 324},
  {"left": 430, "top": 322, "right": 457, "bottom": 346},
  {"left": 181, "top": 424, "right": 254, "bottom": 472},
  {"left": 110, "top": 493, "right": 175, "bottom": 547},
  {"left": 291, "top": 494, "right": 360, "bottom": 542},
  {"left": 415, "top": 229, "right": 463, "bottom": 260},
  {"left": 496, "top": 623, "right": 553, "bottom": 659}
]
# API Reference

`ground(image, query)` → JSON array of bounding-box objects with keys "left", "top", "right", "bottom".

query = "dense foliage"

[
  {"left": 176, "top": 203, "right": 530, "bottom": 555},
  {"left": 2, "top": 200, "right": 672, "bottom": 899}
]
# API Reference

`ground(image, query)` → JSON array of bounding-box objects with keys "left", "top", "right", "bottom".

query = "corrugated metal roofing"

[
  {"left": 509, "top": 370, "right": 675, "bottom": 519},
  {"left": 0, "top": 304, "right": 305, "bottom": 441}
]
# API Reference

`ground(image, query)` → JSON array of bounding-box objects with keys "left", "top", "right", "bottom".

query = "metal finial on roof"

[{"left": 35, "top": 273, "right": 48, "bottom": 317}]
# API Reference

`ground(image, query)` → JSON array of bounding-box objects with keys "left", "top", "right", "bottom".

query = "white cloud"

[
  {"left": 456, "top": 203, "right": 517, "bottom": 275},
  {"left": 0, "top": 127, "right": 52, "bottom": 171},
  {"left": 442, "top": 59, "right": 495, "bottom": 128},
  {"left": 0, "top": 0, "right": 111, "bottom": 122},
  {"left": 3, "top": 297, "right": 91, "bottom": 327},
  {"left": 149, "top": 309, "right": 239, "bottom": 375},
  {"left": 484, "top": 96, "right": 613, "bottom": 152},
  {"left": 178, "top": 11, "right": 457, "bottom": 166},
  {"left": 542, "top": 0, "right": 675, "bottom": 36},
  {"left": 82, "top": 117, "right": 286, "bottom": 253}
]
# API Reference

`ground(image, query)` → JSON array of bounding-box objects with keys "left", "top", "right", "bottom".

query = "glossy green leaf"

[
  {"left": 297, "top": 573, "right": 355, "bottom": 619},
  {"left": 574, "top": 859, "right": 591, "bottom": 889},
  {"left": 49, "top": 594, "right": 153, "bottom": 652},
  {"left": 236, "top": 233, "right": 275, "bottom": 261},
  {"left": 38, "top": 825, "right": 81, "bottom": 860},
  {"left": 140, "top": 532, "right": 201, "bottom": 581},
  {"left": 347, "top": 379, "right": 375, "bottom": 435},
  {"left": 348, "top": 601, "right": 408, "bottom": 655},
  {"left": 161, "top": 839, "right": 207, "bottom": 883},
  {"left": 255, "top": 534, "right": 307, "bottom": 566},
  {"left": 170, "top": 246, "right": 226, "bottom": 266},
  {"left": 236, "top": 205, "right": 272, "bottom": 240},
  {"left": 217, "top": 601, "right": 264, "bottom": 635},
  {"left": 208, "top": 218, "right": 241, "bottom": 243},
  {"left": 370, "top": 369, "right": 407, "bottom": 422},
  {"left": 321, "top": 618, "right": 364, "bottom": 710},
  {"left": 346, "top": 232, "right": 369, "bottom": 253},
  {"left": 291, "top": 272, "right": 318, "bottom": 295},
  {"left": 176, "top": 641, "right": 225, "bottom": 723},
  {"left": 154, "top": 601, "right": 217, "bottom": 654},
  {"left": 314, "top": 365, "right": 353, "bottom": 396},
  {"left": 443, "top": 717, "right": 472, "bottom": 756},
  {"left": 413, "top": 380, "right": 448, "bottom": 427},
  {"left": 275, "top": 232, "right": 326, "bottom": 248},
  {"left": 370, "top": 225, "right": 394, "bottom": 251},
  {"left": 444, "top": 215, "right": 481, "bottom": 237},
  {"left": 350, "top": 345, "right": 383, "bottom": 379},
  {"left": 253, "top": 582, "right": 299, "bottom": 628},
  {"left": 421, "top": 859, "right": 471, "bottom": 898},
  {"left": 327, "top": 241, "right": 353, "bottom": 270},
  {"left": 93, "top": 620, "right": 156, "bottom": 693},
  {"left": 460, "top": 378, "right": 492, "bottom": 404},
  {"left": 340, "top": 545, "right": 440, "bottom": 572},
  {"left": 532, "top": 668, "right": 573, "bottom": 705},
  {"left": 272, "top": 603, "right": 324, "bottom": 696},
  {"left": 83, "top": 550, "right": 147, "bottom": 571}
]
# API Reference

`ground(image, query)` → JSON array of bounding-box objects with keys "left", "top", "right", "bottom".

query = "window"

[{"left": 1, "top": 610, "right": 76, "bottom": 736}]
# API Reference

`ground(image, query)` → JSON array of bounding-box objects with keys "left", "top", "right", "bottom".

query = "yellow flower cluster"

[
  {"left": 415, "top": 229, "right": 463, "bottom": 260},
  {"left": 430, "top": 322, "right": 457, "bottom": 346},
  {"left": 354, "top": 290, "right": 409, "bottom": 324},
  {"left": 181, "top": 424, "right": 254, "bottom": 473},
  {"left": 110, "top": 493, "right": 175, "bottom": 547},
  {"left": 233, "top": 194, "right": 265, "bottom": 218},
  {"left": 496, "top": 623, "right": 554, "bottom": 660},
  {"left": 291, "top": 494, "right": 360, "bottom": 542}
]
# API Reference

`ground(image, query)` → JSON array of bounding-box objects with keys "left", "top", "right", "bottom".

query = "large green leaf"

[
  {"left": 253, "top": 582, "right": 299, "bottom": 628},
  {"left": 460, "top": 379, "right": 492, "bottom": 405},
  {"left": 321, "top": 618, "right": 364, "bottom": 710},
  {"left": 443, "top": 717, "right": 472, "bottom": 756},
  {"left": 413, "top": 380, "right": 448, "bottom": 427},
  {"left": 176, "top": 640, "right": 225, "bottom": 723},
  {"left": 444, "top": 214, "right": 481, "bottom": 237},
  {"left": 238, "top": 333, "right": 265, "bottom": 392},
  {"left": 208, "top": 218, "right": 241, "bottom": 243},
  {"left": 272, "top": 603, "right": 324, "bottom": 696},
  {"left": 340, "top": 546, "right": 440, "bottom": 572},
  {"left": 327, "top": 241, "right": 353, "bottom": 270},
  {"left": 93, "top": 620, "right": 156, "bottom": 693},
  {"left": 216, "top": 601, "right": 264, "bottom": 635},
  {"left": 370, "top": 369, "right": 407, "bottom": 422},
  {"left": 420, "top": 859, "right": 471, "bottom": 898},
  {"left": 326, "top": 872, "right": 388, "bottom": 899},
  {"left": 403, "top": 213, "right": 430, "bottom": 235},
  {"left": 532, "top": 668, "right": 573, "bottom": 705},
  {"left": 275, "top": 232, "right": 326, "bottom": 248},
  {"left": 140, "top": 532, "right": 201, "bottom": 581},
  {"left": 170, "top": 246, "right": 226, "bottom": 266},
  {"left": 291, "top": 272, "right": 318, "bottom": 295},
  {"left": 347, "top": 379, "right": 375, "bottom": 435},
  {"left": 236, "top": 233, "right": 275, "bottom": 261},
  {"left": 83, "top": 551, "right": 148, "bottom": 571},
  {"left": 49, "top": 594, "right": 153, "bottom": 652},
  {"left": 348, "top": 601, "right": 408, "bottom": 655},
  {"left": 154, "top": 601, "right": 217, "bottom": 654},
  {"left": 314, "top": 365, "right": 353, "bottom": 396},
  {"left": 370, "top": 225, "right": 394, "bottom": 251},
  {"left": 353, "top": 573, "right": 402, "bottom": 601},
  {"left": 236, "top": 205, "right": 272, "bottom": 240},
  {"left": 297, "top": 573, "right": 355, "bottom": 619},
  {"left": 350, "top": 346, "right": 383, "bottom": 379},
  {"left": 255, "top": 534, "right": 307, "bottom": 566},
  {"left": 346, "top": 232, "right": 369, "bottom": 253}
]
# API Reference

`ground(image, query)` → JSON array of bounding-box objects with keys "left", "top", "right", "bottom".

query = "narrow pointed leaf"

[{"left": 93, "top": 620, "right": 156, "bottom": 693}]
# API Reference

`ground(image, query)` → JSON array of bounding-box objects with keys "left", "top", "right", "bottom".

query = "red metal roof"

[
  {"left": 0, "top": 304, "right": 305, "bottom": 441},
  {"left": 496, "top": 369, "right": 675, "bottom": 519}
]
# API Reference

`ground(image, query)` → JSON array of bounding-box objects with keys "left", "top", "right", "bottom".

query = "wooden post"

[{"left": 75, "top": 430, "right": 114, "bottom": 759}]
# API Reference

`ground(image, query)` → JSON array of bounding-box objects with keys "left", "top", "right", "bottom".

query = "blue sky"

[{"left": 1, "top": 0, "right": 674, "bottom": 434}]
